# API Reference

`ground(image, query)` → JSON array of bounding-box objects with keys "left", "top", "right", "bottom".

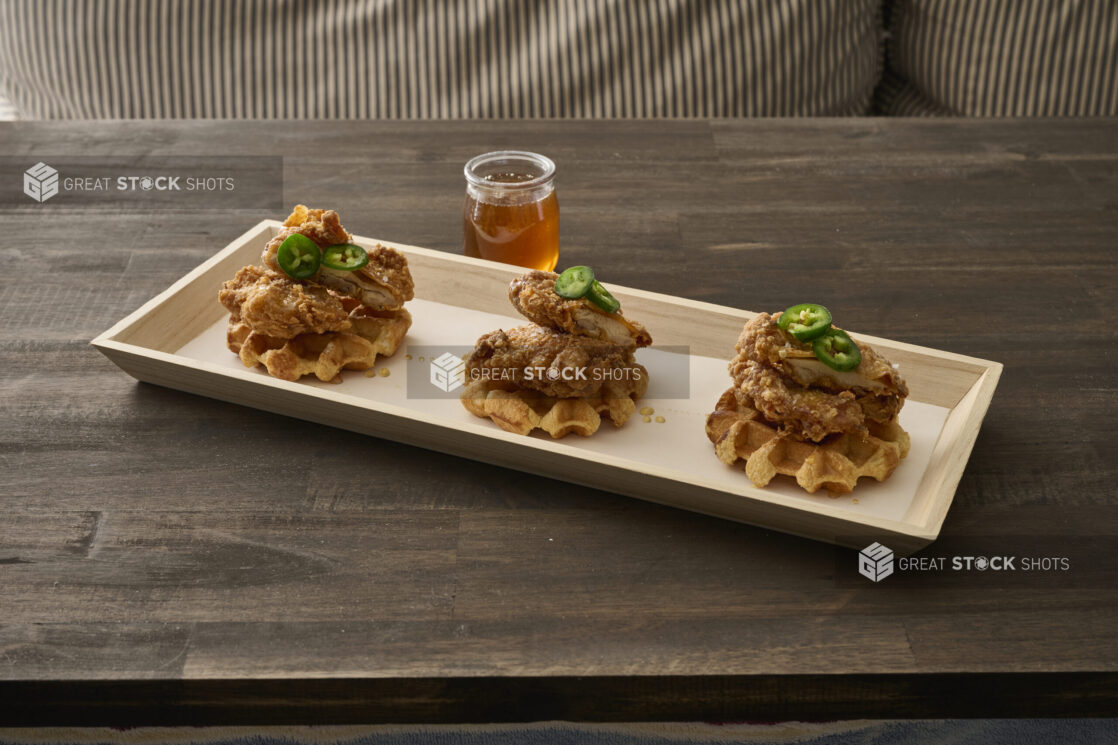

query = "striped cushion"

[
  {"left": 0, "top": 0, "right": 881, "bottom": 119},
  {"left": 878, "top": 0, "right": 1118, "bottom": 116},
  {"left": 0, "top": 88, "right": 15, "bottom": 121}
]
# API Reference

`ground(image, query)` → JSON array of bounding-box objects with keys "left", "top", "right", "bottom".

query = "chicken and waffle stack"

[
  {"left": 219, "top": 205, "right": 414, "bottom": 382},
  {"left": 706, "top": 305, "right": 910, "bottom": 495},
  {"left": 461, "top": 267, "right": 652, "bottom": 438}
]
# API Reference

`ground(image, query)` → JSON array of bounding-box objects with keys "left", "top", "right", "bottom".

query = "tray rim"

[{"left": 92, "top": 219, "right": 1003, "bottom": 553}]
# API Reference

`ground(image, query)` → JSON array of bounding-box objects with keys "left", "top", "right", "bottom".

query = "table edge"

[{"left": 1, "top": 672, "right": 1114, "bottom": 723}]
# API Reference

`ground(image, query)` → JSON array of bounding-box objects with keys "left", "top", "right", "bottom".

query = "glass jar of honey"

[{"left": 463, "top": 150, "right": 559, "bottom": 271}]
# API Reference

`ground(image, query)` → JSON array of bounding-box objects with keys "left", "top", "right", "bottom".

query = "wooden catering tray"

[{"left": 93, "top": 220, "right": 1001, "bottom": 554}]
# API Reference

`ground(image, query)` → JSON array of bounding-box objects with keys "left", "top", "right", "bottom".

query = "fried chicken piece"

[
  {"left": 219, "top": 265, "right": 351, "bottom": 339},
  {"left": 262, "top": 205, "right": 415, "bottom": 310},
  {"left": 465, "top": 324, "right": 647, "bottom": 400},
  {"left": 508, "top": 270, "right": 652, "bottom": 348},
  {"left": 333, "top": 242, "right": 416, "bottom": 310},
  {"left": 737, "top": 312, "right": 908, "bottom": 410},
  {"left": 728, "top": 312, "right": 908, "bottom": 441},
  {"left": 730, "top": 359, "right": 866, "bottom": 442},
  {"left": 276, "top": 204, "right": 352, "bottom": 247}
]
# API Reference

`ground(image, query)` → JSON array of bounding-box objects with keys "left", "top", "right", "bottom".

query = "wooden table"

[{"left": 1, "top": 119, "right": 1115, "bottom": 724}]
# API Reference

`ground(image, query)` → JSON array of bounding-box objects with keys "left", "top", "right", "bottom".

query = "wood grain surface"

[{"left": 1, "top": 118, "right": 1116, "bottom": 723}]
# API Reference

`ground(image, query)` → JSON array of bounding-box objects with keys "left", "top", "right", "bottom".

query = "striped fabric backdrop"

[
  {"left": 877, "top": 0, "right": 1118, "bottom": 116},
  {"left": 0, "top": 0, "right": 882, "bottom": 119}
]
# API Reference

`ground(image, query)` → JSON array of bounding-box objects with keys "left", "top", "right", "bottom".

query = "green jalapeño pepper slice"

[
  {"left": 812, "top": 328, "right": 862, "bottom": 372},
  {"left": 276, "top": 233, "right": 321, "bottom": 280},
  {"left": 322, "top": 243, "right": 369, "bottom": 271},
  {"left": 778, "top": 303, "right": 833, "bottom": 342},
  {"left": 586, "top": 279, "right": 621, "bottom": 313},
  {"left": 555, "top": 265, "right": 595, "bottom": 299}
]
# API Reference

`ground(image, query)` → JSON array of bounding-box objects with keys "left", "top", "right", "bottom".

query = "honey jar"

[{"left": 463, "top": 150, "right": 559, "bottom": 271}]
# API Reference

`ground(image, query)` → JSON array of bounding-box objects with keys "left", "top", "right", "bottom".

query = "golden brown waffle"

[
  {"left": 460, "top": 374, "right": 645, "bottom": 438},
  {"left": 228, "top": 308, "right": 411, "bottom": 382},
  {"left": 705, "top": 389, "right": 910, "bottom": 495}
]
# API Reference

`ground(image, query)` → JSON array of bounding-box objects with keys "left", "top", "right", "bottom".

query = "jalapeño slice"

[
  {"left": 812, "top": 328, "right": 862, "bottom": 372},
  {"left": 555, "top": 265, "right": 595, "bottom": 299},
  {"left": 778, "top": 303, "right": 833, "bottom": 342},
  {"left": 276, "top": 233, "right": 321, "bottom": 280},
  {"left": 322, "top": 243, "right": 369, "bottom": 271},
  {"left": 586, "top": 279, "right": 621, "bottom": 313}
]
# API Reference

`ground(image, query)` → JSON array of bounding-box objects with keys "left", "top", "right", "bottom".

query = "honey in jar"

[{"left": 463, "top": 151, "right": 559, "bottom": 271}]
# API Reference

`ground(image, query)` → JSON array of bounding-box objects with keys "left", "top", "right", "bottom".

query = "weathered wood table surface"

[{"left": 1, "top": 119, "right": 1115, "bottom": 723}]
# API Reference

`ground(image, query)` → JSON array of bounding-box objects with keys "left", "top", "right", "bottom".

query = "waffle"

[
  {"left": 460, "top": 375, "right": 643, "bottom": 438},
  {"left": 228, "top": 308, "right": 411, "bottom": 382},
  {"left": 705, "top": 389, "right": 910, "bottom": 495}
]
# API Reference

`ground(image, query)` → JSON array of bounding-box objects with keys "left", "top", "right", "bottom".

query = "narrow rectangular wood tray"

[{"left": 93, "top": 220, "right": 1001, "bottom": 554}]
